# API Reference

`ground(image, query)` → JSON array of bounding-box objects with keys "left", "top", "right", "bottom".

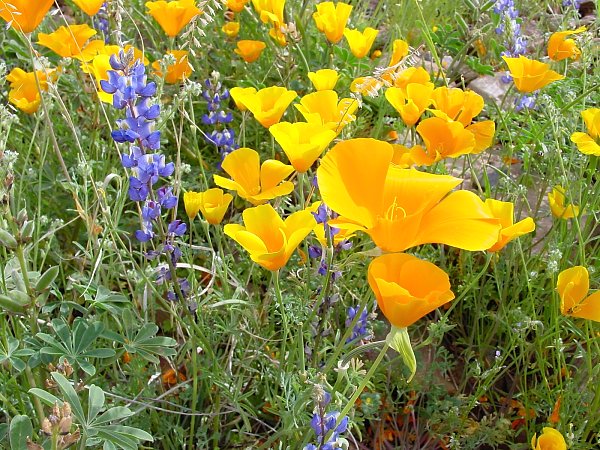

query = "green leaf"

[
  {"left": 94, "top": 430, "right": 137, "bottom": 450},
  {"left": 100, "top": 425, "right": 153, "bottom": 442},
  {"left": 83, "top": 348, "right": 116, "bottom": 359},
  {"left": 386, "top": 326, "right": 417, "bottom": 383},
  {"left": 78, "top": 359, "right": 97, "bottom": 376},
  {"left": 75, "top": 320, "right": 105, "bottom": 354},
  {"left": 0, "top": 423, "right": 8, "bottom": 441},
  {"left": 92, "top": 407, "right": 133, "bottom": 426},
  {"left": 52, "top": 319, "right": 73, "bottom": 352},
  {"left": 51, "top": 372, "right": 86, "bottom": 425},
  {"left": 29, "top": 388, "right": 62, "bottom": 407},
  {"left": 134, "top": 324, "right": 159, "bottom": 342},
  {"left": 9, "top": 415, "right": 33, "bottom": 450},
  {"left": 87, "top": 385, "right": 105, "bottom": 423},
  {"left": 35, "top": 266, "right": 60, "bottom": 292}
]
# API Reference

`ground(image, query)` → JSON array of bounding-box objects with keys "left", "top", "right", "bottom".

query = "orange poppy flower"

[
  {"left": 224, "top": 204, "right": 316, "bottom": 271},
  {"left": 312, "top": 1, "right": 353, "bottom": 44},
  {"left": 295, "top": 90, "right": 357, "bottom": 134},
  {"left": 37, "top": 24, "right": 97, "bottom": 58},
  {"left": 316, "top": 138, "right": 500, "bottom": 253},
  {"left": 343, "top": 27, "right": 379, "bottom": 59},
  {"left": 502, "top": 55, "right": 564, "bottom": 93},
  {"left": 484, "top": 199, "right": 535, "bottom": 252},
  {"left": 548, "top": 27, "right": 585, "bottom": 61},
  {"left": 241, "top": 86, "right": 297, "bottom": 127},
  {"left": 145, "top": 0, "right": 202, "bottom": 37},
  {"left": 368, "top": 253, "right": 455, "bottom": 328},
  {"left": 570, "top": 108, "right": 600, "bottom": 155},
  {"left": 269, "top": 121, "right": 336, "bottom": 172},
  {"left": 0, "top": 0, "right": 54, "bottom": 33},
  {"left": 213, "top": 147, "right": 294, "bottom": 205},
  {"left": 234, "top": 40, "right": 267, "bottom": 63},
  {"left": 556, "top": 266, "right": 600, "bottom": 322},
  {"left": 152, "top": 50, "right": 192, "bottom": 84},
  {"left": 6, "top": 67, "right": 55, "bottom": 114},
  {"left": 385, "top": 82, "right": 434, "bottom": 127},
  {"left": 72, "top": 0, "right": 106, "bottom": 15},
  {"left": 183, "top": 189, "right": 233, "bottom": 224}
]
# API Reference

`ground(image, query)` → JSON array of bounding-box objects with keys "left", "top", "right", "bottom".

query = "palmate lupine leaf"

[
  {"left": 103, "top": 323, "right": 177, "bottom": 364},
  {"left": 37, "top": 318, "right": 115, "bottom": 376},
  {"left": 30, "top": 373, "right": 152, "bottom": 450}
]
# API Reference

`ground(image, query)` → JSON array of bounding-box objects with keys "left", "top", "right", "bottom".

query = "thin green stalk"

[
  {"left": 273, "top": 270, "right": 290, "bottom": 369},
  {"left": 325, "top": 342, "right": 390, "bottom": 443}
]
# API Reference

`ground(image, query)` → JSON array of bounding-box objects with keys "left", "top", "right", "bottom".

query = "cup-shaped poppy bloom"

[
  {"left": 184, "top": 189, "right": 233, "bottom": 224},
  {"left": 556, "top": 266, "right": 600, "bottom": 322},
  {"left": 502, "top": 55, "right": 564, "bottom": 93},
  {"left": 37, "top": 24, "right": 97, "bottom": 58},
  {"left": 269, "top": 25, "right": 287, "bottom": 46},
  {"left": 430, "top": 87, "right": 484, "bottom": 126},
  {"left": 234, "top": 40, "right": 267, "bottom": 63},
  {"left": 72, "top": 0, "right": 105, "bottom": 15},
  {"left": 385, "top": 82, "right": 434, "bottom": 127},
  {"left": 6, "top": 67, "right": 54, "bottom": 114},
  {"left": 389, "top": 39, "right": 409, "bottom": 66},
  {"left": 548, "top": 27, "right": 585, "bottom": 61},
  {"left": 571, "top": 108, "right": 600, "bottom": 155},
  {"left": 394, "top": 66, "right": 431, "bottom": 90},
  {"left": 429, "top": 86, "right": 496, "bottom": 152},
  {"left": 241, "top": 86, "right": 297, "bottom": 127},
  {"left": 312, "top": 1, "right": 353, "bottom": 44},
  {"left": 222, "top": 21, "right": 240, "bottom": 38},
  {"left": 213, "top": 147, "right": 294, "bottom": 205},
  {"left": 350, "top": 76, "right": 383, "bottom": 97},
  {"left": 531, "top": 428, "right": 567, "bottom": 450},
  {"left": 70, "top": 39, "right": 105, "bottom": 62},
  {"left": 413, "top": 117, "right": 477, "bottom": 165},
  {"left": 317, "top": 138, "right": 500, "bottom": 253},
  {"left": 152, "top": 50, "right": 192, "bottom": 84},
  {"left": 548, "top": 186, "right": 579, "bottom": 219},
  {"left": 145, "top": 0, "right": 201, "bottom": 37},
  {"left": 484, "top": 199, "right": 535, "bottom": 252},
  {"left": 308, "top": 69, "right": 339, "bottom": 91},
  {"left": 380, "top": 39, "right": 410, "bottom": 84},
  {"left": 252, "top": 0, "right": 285, "bottom": 25},
  {"left": 295, "top": 90, "right": 358, "bottom": 134},
  {"left": 368, "top": 253, "right": 455, "bottom": 328},
  {"left": 269, "top": 122, "right": 336, "bottom": 172},
  {"left": 0, "top": 0, "right": 53, "bottom": 33},
  {"left": 227, "top": 0, "right": 250, "bottom": 12},
  {"left": 343, "top": 27, "right": 379, "bottom": 59},
  {"left": 224, "top": 204, "right": 316, "bottom": 271},
  {"left": 229, "top": 86, "right": 257, "bottom": 111}
]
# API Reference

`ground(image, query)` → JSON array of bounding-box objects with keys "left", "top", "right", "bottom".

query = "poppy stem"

[
  {"left": 327, "top": 341, "right": 391, "bottom": 443},
  {"left": 273, "top": 269, "right": 289, "bottom": 369}
]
